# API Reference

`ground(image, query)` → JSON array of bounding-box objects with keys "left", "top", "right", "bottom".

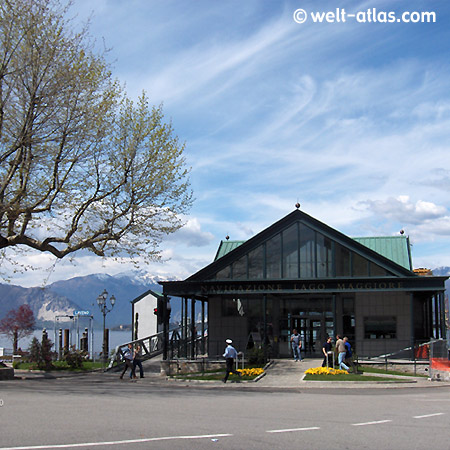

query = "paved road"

[{"left": 1, "top": 370, "right": 450, "bottom": 450}]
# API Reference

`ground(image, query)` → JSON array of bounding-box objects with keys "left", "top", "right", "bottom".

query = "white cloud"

[
  {"left": 5, "top": 0, "right": 450, "bottom": 287},
  {"left": 361, "top": 196, "right": 448, "bottom": 226},
  {"left": 164, "top": 217, "right": 215, "bottom": 247}
]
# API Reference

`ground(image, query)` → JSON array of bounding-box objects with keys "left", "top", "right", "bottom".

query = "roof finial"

[
  {"left": 295, "top": 202, "right": 300, "bottom": 209},
  {"left": 225, "top": 235, "right": 230, "bottom": 241},
  {"left": 400, "top": 229, "right": 404, "bottom": 235}
]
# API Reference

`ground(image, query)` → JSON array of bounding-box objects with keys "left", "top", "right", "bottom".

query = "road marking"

[
  {"left": 0, "top": 434, "right": 233, "bottom": 450},
  {"left": 267, "top": 427, "right": 320, "bottom": 433},
  {"left": 414, "top": 413, "right": 445, "bottom": 419},
  {"left": 352, "top": 420, "right": 392, "bottom": 426}
]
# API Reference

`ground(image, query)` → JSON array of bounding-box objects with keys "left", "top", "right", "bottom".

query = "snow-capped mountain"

[
  {"left": 431, "top": 267, "right": 450, "bottom": 277},
  {"left": 0, "top": 284, "right": 80, "bottom": 325},
  {"left": 0, "top": 272, "right": 178, "bottom": 327}
]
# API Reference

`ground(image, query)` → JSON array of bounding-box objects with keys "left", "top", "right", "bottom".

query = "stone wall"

[{"left": 160, "top": 359, "right": 225, "bottom": 376}]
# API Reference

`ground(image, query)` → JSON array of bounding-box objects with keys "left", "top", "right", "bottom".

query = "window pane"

[
  {"left": 300, "top": 224, "right": 315, "bottom": 278},
  {"left": 266, "top": 234, "right": 281, "bottom": 279},
  {"left": 215, "top": 265, "right": 231, "bottom": 280},
  {"left": 232, "top": 255, "right": 247, "bottom": 279},
  {"left": 317, "top": 233, "right": 332, "bottom": 278},
  {"left": 335, "top": 243, "right": 350, "bottom": 277},
  {"left": 222, "top": 298, "right": 246, "bottom": 316},
  {"left": 282, "top": 224, "right": 298, "bottom": 278},
  {"left": 352, "top": 252, "right": 368, "bottom": 277},
  {"left": 248, "top": 246, "right": 264, "bottom": 279},
  {"left": 370, "top": 262, "right": 388, "bottom": 277},
  {"left": 364, "top": 316, "right": 397, "bottom": 339}
]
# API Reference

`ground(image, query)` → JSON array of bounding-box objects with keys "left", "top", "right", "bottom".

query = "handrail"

[
  {"left": 106, "top": 326, "right": 208, "bottom": 370},
  {"left": 107, "top": 331, "right": 165, "bottom": 370}
]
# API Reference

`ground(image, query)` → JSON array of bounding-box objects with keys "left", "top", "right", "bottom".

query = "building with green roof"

[{"left": 161, "top": 209, "right": 447, "bottom": 359}]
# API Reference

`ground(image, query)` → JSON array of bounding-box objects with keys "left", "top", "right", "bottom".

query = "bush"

[
  {"left": 247, "top": 346, "right": 266, "bottom": 366},
  {"left": 27, "top": 334, "right": 54, "bottom": 370},
  {"left": 63, "top": 347, "right": 87, "bottom": 369}
]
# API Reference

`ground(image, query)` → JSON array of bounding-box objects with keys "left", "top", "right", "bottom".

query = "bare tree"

[
  {"left": 0, "top": 0, "right": 192, "bottom": 265},
  {"left": 0, "top": 304, "right": 36, "bottom": 353}
]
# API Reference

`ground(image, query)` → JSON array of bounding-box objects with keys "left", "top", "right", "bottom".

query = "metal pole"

[
  {"left": 58, "top": 328, "right": 62, "bottom": 360},
  {"left": 440, "top": 292, "right": 446, "bottom": 339},
  {"left": 181, "top": 298, "right": 184, "bottom": 336},
  {"left": 287, "top": 313, "right": 291, "bottom": 354},
  {"left": 102, "top": 310, "right": 106, "bottom": 364},
  {"left": 201, "top": 300, "right": 205, "bottom": 355},
  {"left": 90, "top": 317, "right": 94, "bottom": 361},
  {"left": 53, "top": 319, "right": 57, "bottom": 357},
  {"left": 263, "top": 295, "right": 267, "bottom": 363},
  {"left": 76, "top": 315, "right": 79, "bottom": 351},
  {"left": 191, "top": 298, "right": 195, "bottom": 359},
  {"left": 162, "top": 294, "right": 168, "bottom": 360},
  {"left": 410, "top": 292, "right": 415, "bottom": 361}
]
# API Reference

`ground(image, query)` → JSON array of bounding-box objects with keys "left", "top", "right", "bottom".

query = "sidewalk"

[
  {"left": 254, "top": 358, "right": 442, "bottom": 390},
  {"left": 9, "top": 358, "right": 450, "bottom": 390}
]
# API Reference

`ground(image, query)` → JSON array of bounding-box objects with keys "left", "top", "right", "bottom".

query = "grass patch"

[
  {"left": 13, "top": 360, "right": 104, "bottom": 371},
  {"left": 359, "top": 365, "right": 427, "bottom": 378},
  {"left": 304, "top": 373, "right": 401, "bottom": 382},
  {"left": 171, "top": 367, "right": 264, "bottom": 382}
]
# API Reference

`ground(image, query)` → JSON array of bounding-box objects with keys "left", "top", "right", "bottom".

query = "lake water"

[{"left": 0, "top": 328, "right": 132, "bottom": 358}]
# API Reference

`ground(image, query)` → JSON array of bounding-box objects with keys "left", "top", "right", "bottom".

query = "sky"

[{"left": 3, "top": 0, "right": 450, "bottom": 287}]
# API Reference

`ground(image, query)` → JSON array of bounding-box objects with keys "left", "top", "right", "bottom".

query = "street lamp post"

[{"left": 96, "top": 289, "right": 116, "bottom": 366}]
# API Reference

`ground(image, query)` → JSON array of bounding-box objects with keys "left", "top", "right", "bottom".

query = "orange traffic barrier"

[{"left": 430, "top": 358, "right": 450, "bottom": 371}]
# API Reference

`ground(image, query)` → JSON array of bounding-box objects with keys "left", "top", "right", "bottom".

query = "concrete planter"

[
  {"left": 161, "top": 359, "right": 225, "bottom": 376},
  {"left": 0, "top": 367, "right": 14, "bottom": 380}
]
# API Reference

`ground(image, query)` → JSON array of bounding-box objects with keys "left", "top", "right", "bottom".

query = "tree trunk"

[{"left": 13, "top": 330, "right": 18, "bottom": 354}]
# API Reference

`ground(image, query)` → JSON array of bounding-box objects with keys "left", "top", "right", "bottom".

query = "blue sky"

[{"left": 6, "top": 0, "right": 450, "bottom": 286}]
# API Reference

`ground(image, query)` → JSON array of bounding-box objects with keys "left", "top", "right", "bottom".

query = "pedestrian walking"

[
  {"left": 133, "top": 343, "right": 144, "bottom": 379},
  {"left": 290, "top": 329, "right": 302, "bottom": 361},
  {"left": 322, "top": 336, "right": 333, "bottom": 367},
  {"left": 335, "top": 335, "right": 349, "bottom": 371},
  {"left": 119, "top": 343, "right": 136, "bottom": 380},
  {"left": 222, "top": 339, "right": 241, "bottom": 383},
  {"left": 343, "top": 337, "right": 358, "bottom": 373}
]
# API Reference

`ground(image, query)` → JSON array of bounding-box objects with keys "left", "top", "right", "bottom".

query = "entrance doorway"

[
  {"left": 280, "top": 315, "right": 333, "bottom": 357},
  {"left": 293, "top": 316, "right": 322, "bottom": 355}
]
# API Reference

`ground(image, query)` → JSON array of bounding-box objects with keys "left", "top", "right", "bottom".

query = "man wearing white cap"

[{"left": 222, "top": 339, "right": 240, "bottom": 383}]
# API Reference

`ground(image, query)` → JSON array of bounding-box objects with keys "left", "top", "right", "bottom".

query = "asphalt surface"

[{"left": 1, "top": 359, "right": 450, "bottom": 449}]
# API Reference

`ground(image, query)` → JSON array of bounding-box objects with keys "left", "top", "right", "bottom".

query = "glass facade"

[
  {"left": 164, "top": 212, "right": 447, "bottom": 360},
  {"left": 212, "top": 222, "right": 392, "bottom": 280}
]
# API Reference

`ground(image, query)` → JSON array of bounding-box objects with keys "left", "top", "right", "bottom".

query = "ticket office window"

[{"left": 364, "top": 316, "right": 397, "bottom": 339}]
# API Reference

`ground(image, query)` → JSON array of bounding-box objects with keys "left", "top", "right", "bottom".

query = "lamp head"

[{"left": 96, "top": 295, "right": 104, "bottom": 306}]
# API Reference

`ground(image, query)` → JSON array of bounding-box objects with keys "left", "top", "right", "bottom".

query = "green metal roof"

[
  {"left": 214, "top": 236, "right": 412, "bottom": 270},
  {"left": 214, "top": 240, "right": 245, "bottom": 261},
  {"left": 353, "top": 236, "right": 412, "bottom": 271}
]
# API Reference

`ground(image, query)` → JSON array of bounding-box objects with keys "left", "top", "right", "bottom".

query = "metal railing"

[
  {"left": 354, "top": 339, "right": 437, "bottom": 375},
  {"left": 107, "top": 331, "right": 164, "bottom": 370},
  {"left": 107, "top": 326, "right": 209, "bottom": 370}
]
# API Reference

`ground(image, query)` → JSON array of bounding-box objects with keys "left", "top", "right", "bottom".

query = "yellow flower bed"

[
  {"left": 237, "top": 368, "right": 264, "bottom": 377},
  {"left": 305, "top": 367, "right": 348, "bottom": 375}
]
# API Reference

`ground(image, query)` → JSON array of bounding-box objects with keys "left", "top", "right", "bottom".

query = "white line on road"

[
  {"left": 352, "top": 420, "right": 392, "bottom": 426},
  {"left": 0, "top": 434, "right": 233, "bottom": 450},
  {"left": 413, "top": 413, "right": 445, "bottom": 419},
  {"left": 266, "top": 427, "right": 320, "bottom": 433},
  {"left": 414, "top": 399, "right": 450, "bottom": 402}
]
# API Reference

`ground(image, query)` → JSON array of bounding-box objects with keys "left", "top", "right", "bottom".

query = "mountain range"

[
  {"left": 1, "top": 267, "right": 449, "bottom": 329},
  {"left": 0, "top": 272, "right": 176, "bottom": 328}
]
